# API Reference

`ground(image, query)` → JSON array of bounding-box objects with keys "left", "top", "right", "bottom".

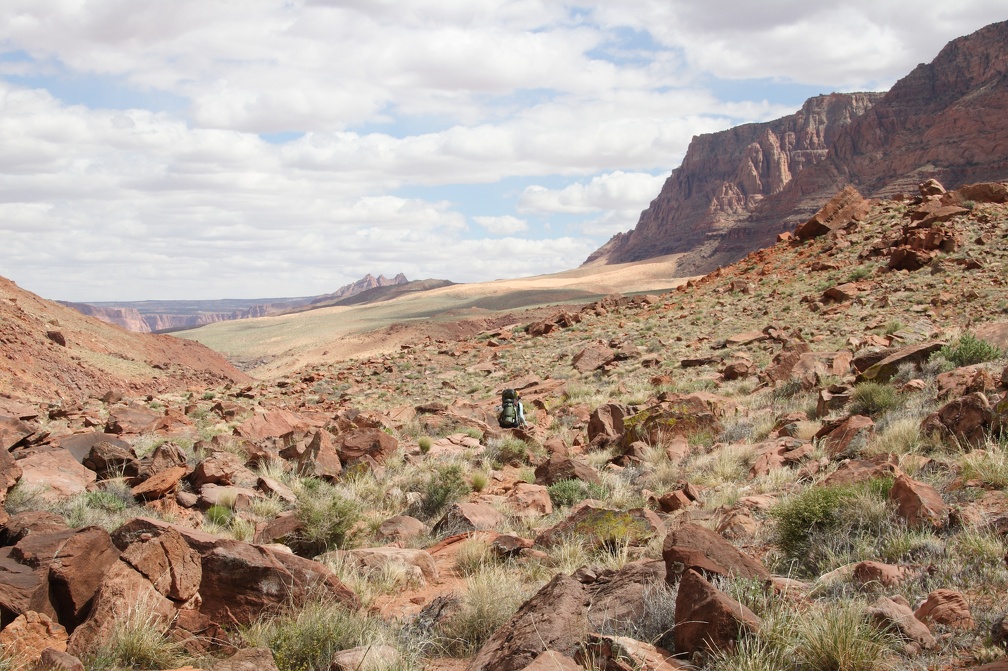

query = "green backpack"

[{"left": 499, "top": 389, "right": 519, "bottom": 428}]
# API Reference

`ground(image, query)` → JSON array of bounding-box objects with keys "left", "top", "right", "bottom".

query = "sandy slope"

[{"left": 179, "top": 255, "right": 689, "bottom": 377}]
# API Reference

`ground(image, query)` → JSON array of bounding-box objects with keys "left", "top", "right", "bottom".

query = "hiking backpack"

[{"left": 499, "top": 389, "right": 519, "bottom": 428}]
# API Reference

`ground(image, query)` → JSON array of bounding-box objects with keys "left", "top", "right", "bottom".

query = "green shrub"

[
  {"left": 242, "top": 597, "right": 390, "bottom": 671},
  {"left": 848, "top": 382, "right": 900, "bottom": 416},
  {"left": 294, "top": 480, "right": 362, "bottom": 555},
  {"left": 418, "top": 436, "right": 433, "bottom": 454},
  {"left": 206, "top": 504, "right": 233, "bottom": 526},
  {"left": 484, "top": 435, "right": 529, "bottom": 467},
  {"left": 771, "top": 480, "right": 895, "bottom": 576},
  {"left": 434, "top": 566, "right": 532, "bottom": 656},
  {"left": 86, "top": 601, "right": 190, "bottom": 671},
  {"left": 934, "top": 332, "right": 1003, "bottom": 367},
  {"left": 796, "top": 601, "right": 895, "bottom": 671},
  {"left": 547, "top": 478, "right": 605, "bottom": 508},
  {"left": 417, "top": 464, "right": 469, "bottom": 520}
]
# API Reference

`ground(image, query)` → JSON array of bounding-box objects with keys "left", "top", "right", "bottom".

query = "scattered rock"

[
  {"left": 914, "top": 589, "right": 975, "bottom": 630},
  {"left": 662, "top": 522, "right": 770, "bottom": 583},
  {"left": 889, "top": 473, "right": 948, "bottom": 529},
  {"left": 468, "top": 573, "right": 591, "bottom": 671},
  {"left": 673, "top": 568, "right": 761, "bottom": 656}
]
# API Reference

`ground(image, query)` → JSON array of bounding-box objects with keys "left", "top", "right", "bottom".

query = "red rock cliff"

[{"left": 589, "top": 20, "right": 1008, "bottom": 274}]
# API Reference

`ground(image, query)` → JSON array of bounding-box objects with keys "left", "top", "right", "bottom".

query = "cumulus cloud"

[
  {"left": 0, "top": 2, "right": 1004, "bottom": 301},
  {"left": 518, "top": 171, "right": 667, "bottom": 214},
  {"left": 473, "top": 215, "right": 528, "bottom": 235}
]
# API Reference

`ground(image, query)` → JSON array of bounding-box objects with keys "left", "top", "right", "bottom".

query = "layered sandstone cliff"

[{"left": 589, "top": 20, "right": 1008, "bottom": 274}]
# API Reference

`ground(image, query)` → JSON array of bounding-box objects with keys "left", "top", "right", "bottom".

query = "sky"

[{"left": 0, "top": 2, "right": 1005, "bottom": 302}]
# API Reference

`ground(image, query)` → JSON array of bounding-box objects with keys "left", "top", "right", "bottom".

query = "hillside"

[
  {"left": 177, "top": 252, "right": 691, "bottom": 376},
  {"left": 0, "top": 275, "right": 251, "bottom": 405},
  {"left": 2, "top": 179, "right": 1008, "bottom": 671},
  {"left": 590, "top": 20, "right": 1008, "bottom": 276}
]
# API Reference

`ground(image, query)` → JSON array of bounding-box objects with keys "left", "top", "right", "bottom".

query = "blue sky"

[{"left": 0, "top": 1, "right": 1005, "bottom": 301}]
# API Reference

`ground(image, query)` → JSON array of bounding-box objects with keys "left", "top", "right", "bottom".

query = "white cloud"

[
  {"left": 0, "top": 2, "right": 1004, "bottom": 301},
  {"left": 473, "top": 215, "right": 528, "bottom": 235},
  {"left": 518, "top": 171, "right": 667, "bottom": 214}
]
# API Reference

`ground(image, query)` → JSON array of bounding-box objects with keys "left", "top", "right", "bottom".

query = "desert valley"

[{"left": 3, "top": 19, "right": 1008, "bottom": 671}]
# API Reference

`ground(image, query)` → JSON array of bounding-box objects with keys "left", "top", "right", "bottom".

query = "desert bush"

[
  {"left": 771, "top": 480, "right": 895, "bottom": 576},
  {"left": 848, "top": 382, "right": 901, "bottom": 416},
  {"left": 415, "top": 464, "right": 469, "bottom": 521},
  {"left": 469, "top": 470, "right": 488, "bottom": 492},
  {"left": 547, "top": 478, "right": 604, "bottom": 508},
  {"left": 960, "top": 439, "right": 1008, "bottom": 488},
  {"left": 293, "top": 479, "right": 362, "bottom": 555},
  {"left": 86, "top": 601, "right": 190, "bottom": 671},
  {"left": 242, "top": 596, "right": 391, "bottom": 671},
  {"left": 794, "top": 601, "right": 896, "bottom": 671},
  {"left": 417, "top": 436, "right": 433, "bottom": 454},
  {"left": 453, "top": 538, "right": 495, "bottom": 576},
  {"left": 483, "top": 435, "right": 529, "bottom": 467},
  {"left": 434, "top": 565, "right": 534, "bottom": 656},
  {"left": 206, "top": 503, "right": 233, "bottom": 526},
  {"left": 935, "top": 332, "right": 1003, "bottom": 367}
]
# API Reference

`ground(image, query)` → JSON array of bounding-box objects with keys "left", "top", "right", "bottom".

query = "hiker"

[{"left": 497, "top": 388, "right": 527, "bottom": 428}]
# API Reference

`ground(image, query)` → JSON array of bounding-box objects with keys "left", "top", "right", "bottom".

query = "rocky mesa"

[{"left": 589, "top": 20, "right": 1008, "bottom": 276}]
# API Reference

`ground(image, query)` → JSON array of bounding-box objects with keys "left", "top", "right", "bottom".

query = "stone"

[
  {"left": 34, "top": 648, "right": 85, "bottom": 671},
  {"left": 375, "top": 515, "right": 429, "bottom": 543},
  {"left": 119, "top": 526, "right": 202, "bottom": 602},
  {"left": 467, "top": 573, "right": 591, "bottom": 671},
  {"left": 534, "top": 455, "right": 601, "bottom": 487},
  {"left": 131, "top": 465, "right": 191, "bottom": 501},
  {"left": 432, "top": 502, "right": 505, "bottom": 536},
  {"left": 535, "top": 502, "right": 661, "bottom": 551},
  {"left": 335, "top": 428, "right": 398, "bottom": 468},
  {"left": 191, "top": 451, "right": 255, "bottom": 487},
  {"left": 507, "top": 483, "right": 553, "bottom": 517},
  {"left": 621, "top": 395, "right": 723, "bottom": 446},
  {"left": 928, "top": 392, "right": 994, "bottom": 447},
  {"left": 914, "top": 589, "right": 974, "bottom": 630},
  {"left": 856, "top": 342, "right": 944, "bottom": 383},
  {"left": 673, "top": 569, "right": 761, "bottom": 656},
  {"left": 0, "top": 444, "right": 22, "bottom": 517},
  {"left": 0, "top": 611, "right": 68, "bottom": 668},
  {"left": 233, "top": 409, "right": 311, "bottom": 441},
  {"left": 48, "top": 526, "right": 121, "bottom": 629},
  {"left": 518, "top": 651, "right": 582, "bottom": 671},
  {"left": 1, "top": 415, "right": 35, "bottom": 451},
  {"left": 821, "top": 455, "right": 901, "bottom": 486},
  {"left": 82, "top": 441, "right": 140, "bottom": 479},
  {"left": 866, "top": 596, "right": 935, "bottom": 650},
  {"left": 794, "top": 185, "right": 870, "bottom": 240},
  {"left": 253, "top": 510, "right": 303, "bottom": 547},
  {"left": 14, "top": 447, "right": 97, "bottom": 501},
  {"left": 815, "top": 415, "right": 875, "bottom": 458},
  {"left": 104, "top": 405, "right": 160, "bottom": 435},
  {"left": 67, "top": 559, "right": 176, "bottom": 656},
  {"left": 663, "top": 523, "right": 770, "bottom": 583},
  {"left": 852, "top": 561, "right": 908, "bottom": 589},
  {"left": 586, "top": 560, "right": 666, "bottom": 633},
  {"left": 295, "top": 429, "right": 343, "bottom": 481},
  {"left": 889, "top": 473, "right": 948, "bottom": 529},
  {"left": 110, "top": 517, "right": 359, "bottom": 624},
  {"left": 576, "top": 634, "right": 688, "bottom": 671},
  {"left": 572, "top": 342, "right": 616, "bottom": 373},
  {"left": 587, "top": 404, "right": 629, "bottom": 444}
]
